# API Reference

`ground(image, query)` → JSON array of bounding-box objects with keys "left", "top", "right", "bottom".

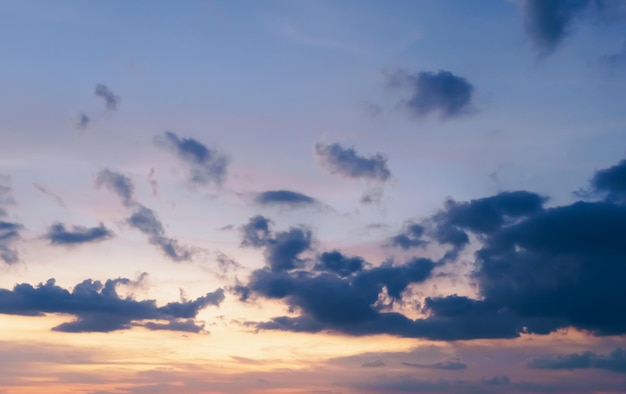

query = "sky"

[{"left": 1, "top": 0, "right": 626, "bottom": 393}]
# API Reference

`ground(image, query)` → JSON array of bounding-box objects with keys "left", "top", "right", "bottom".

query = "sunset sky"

[{"left": 2, "top": 1, "right": 626, "bottom": 393}]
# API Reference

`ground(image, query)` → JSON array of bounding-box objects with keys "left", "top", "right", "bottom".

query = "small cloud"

[
  {"left": 388, "top": 69, "right": 475, "bottom": 119},
  {"left": 94, "top": 83, "right": 120, "bottom": 110},
  {"left": 33, "top": 183, "right": 65, "bottom": 207},
  {"left": 361, "top": 186, "right": 384, "bottom": 205},
  {"left": 127, "top": 205, "right": 192, "bottom": 262},
  {"left": 362, "top": 359, "right": 385, "bottom": 368},
  {"left": 45, "top": 223, "right": 113, "bottom": 246},
  {"left": 0, "top": 221, "right": 22, "bottom": 264},
  {"left": 96, "top": 169, "right": 135, "bottom": 206},
  {"left": 519, "top": 0, "right": 591, "bottom": 54},
  {"left": 75, "top": 112, "right": 90, "bottom": 130},
  {"left": 314, "top": 142, "right": 391, "bottom": 182},
  {"left": 529, "top": 348, "right": 626, "bottom": 374},
  {"left": 254, "top": 190, "right": 318, "bottom": 208},
  {"left": 155, "top": 131, "right": 229, "bottom": 187},
  {"left": 402, "top": 360, "right": 467, "bottom": 370},
  {"left": 602, "top": 41, "right": 626, "bottom": 67}
]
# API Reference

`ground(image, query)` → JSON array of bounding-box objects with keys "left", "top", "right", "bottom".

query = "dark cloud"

[
  {"left": 520, "top": 0, "right": 591, "bottom": 53},
  {"left": 315, "top": 251, "right": 365, "bottom": 278},
  {"left": 401, "top": 360, "right": 467, "bottom": 370},
  {"left": 127, "top": 205, "right": 192, "bottom": 262},
  {"left": 589, "top": 158, "right": 626, "bottom": 203},
  {"left": 156, "top": 131, "right": 228, "bottom": 186},
  {"left": 142, "top": 319, "right": 205, "bottom": 333},
  {"left": 45, "top": 223, "right": 113, "bottom": 246},
  {"left": 529, "top": 348, "right": 626, "bottom": 373},
  {"left": 247, "top": 157, "right": 626, "bottom": 340},
  {"left": 389, "top": 70, "right": 475, "bottom": 119},
  {"left": 0, "top": 221, "right": 22, "bottom": 264},
  {"left": 94, "top": 83, "right": 120, "bottom": 110},
  {"left": 389, "top": 223, "right": 427, "bottom": 249},
  {"left": 240, "top": 215, "right": 313, "bottom": 272},
  {"left": 240, "top": 215, "right": 273, "bottom": 248},
  {"left": 314, "top": 143, "right": 391, "bottom": 182},
  {"left": 254, "top": 190, "right": 318, "bottom": 208},
  {"left": 96, "top": 169, "right": 135, "bottom": 206},
  {"left": 0, "top": 277, "right": 223, "bottom": 333}
]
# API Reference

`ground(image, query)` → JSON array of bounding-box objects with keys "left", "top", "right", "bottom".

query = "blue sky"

[{"left": 1, "top": 1, "right": 626, "bottom": 393}]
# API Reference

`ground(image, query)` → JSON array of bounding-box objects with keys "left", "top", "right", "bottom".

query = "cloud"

[
  {"left": 519, "top": 0, "right": 592, "bottom": 53},
  {"left": 127, "top": 205, "right": 192, "bottom": 262},
  {"left": 75, "top": 112, "right": 90, "bottom": 130},
  {"left": 0, "top": 178, "right": 22, "bottom": 264},
  {"left": 0, "top": 221, "right": 22, "bottom": 264},
  {"left": 314, "top": 250, "right": 366, "bottom": 278},
  {"left": 602, "top": 41, "right": 626, "bottom": 66},
  {"left": 246, "top": 156, "right": 626, "bottom": 340},
  {"left": 96, "top": 169, "right": 135, "bottom": 206},
  {"left": 254, "top": 190, "right": 318, "bottom": 208},
  {"left": 401, "top": 360, "right": 467, "bottom": 370},
  {"left": 33, "top": 183, "right": 65, "bottom": 207},
  {"left": 45, "top": 223, "right": 113, "bottom": 246},
  {"left": 95, "top": 169, "right": 192, "bottom": 261},
  {"left": 362, "top": 359, "right": 385, "bottom": 368},
  {"left": 388, "top": 70, "right": 475, "bottom": 119},
  {"left": 240, "top": 215, "right": 273, "bottom": 248},
  {"left": 360, "top": 186, "right": 384, "bottom": 205},
  {"left": 528, "top": 348, "right": 626, "bottom": 373},
  {"left": 589, "top": 158, "right": 626, "bottom": 203},
  {"left": 240, "top": 215, "right": 313, "bottom": 272},
  {"left": 389, "top": 222, "right": 428, "bottom": 249},
  {"left": 0, "top": 277, "right": 224, "bottom": 333},
  {"left": 156, "top": 131, "right": 228, "bottom": 186},
  {"left": 94, "top": 83, "right": 120, "bottom": 110},
  {"left": 314, "top": 143, "right": 391, "bottom": 182}
]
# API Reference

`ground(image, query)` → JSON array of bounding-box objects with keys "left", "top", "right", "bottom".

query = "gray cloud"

[
  {"left": 529, "top": 348, "right": 626, "bottom": 373},
  {"left": 389, "top": 70, "right": 475, "bottom": 119},
  {"left": 127, "top": 205, "right": 192, "bottom": 262},
  {"left": 0, "top": 178, "right": 21, "bottom": 264},
  {"left": 254, "top": 190, "right": 318, "bottom": 208},
  {"left": 401, "top": 360, "right": 467, "bottom": 370},
  {"left": 0, "top": 276, "right": 224, "bottom": 333},
  {"left": 75, "top": 112, "right": 90, "bottom": 130},
  {"left": 156, "top": 131, "right": 229, "bottom": 186},
  {"left": 96, "top": 169, "right": 193, "bottom": 262},
  {"left": 314, "top": 143, "right": 391, "bottom": 182},
  {"left": 96, "top": 169, "right": 135, "bottom": 206},
  {"left": 94, "top": 83, "right": 120, "bottom": 110},
  {"left": 45, "top": 223, "right": 113, "bottom": 246}
]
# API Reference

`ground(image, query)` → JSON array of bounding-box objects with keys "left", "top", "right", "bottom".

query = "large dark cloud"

[
  {"left": 45, "top": 223, "right": 113, "bottom": 246},
  {"left": 529, "top": 348, "right": 626, "bottom": 373},
  {"left": 389, "top": 70, "right": 475, "bottom": 119},
  {"left": 0, "top": 277, "right": 224, "bottom": 333},
  {"left": 127, "top": 205, "right": 192, "bottom": 262},
  {"left": 95, "top": 83, "right": 120, "bottom": 110},
  {"left": 314, "top": 143, "right": 391, "bottom": 182},
  {"left": 245, "top": 156, "right": 626, "bottom": 340},
  {"left": 156, "top": 131, "right": 228, "bottom": 186},
  {"left": 254, "top": 190, "right": 318, "bottom": 208}
]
